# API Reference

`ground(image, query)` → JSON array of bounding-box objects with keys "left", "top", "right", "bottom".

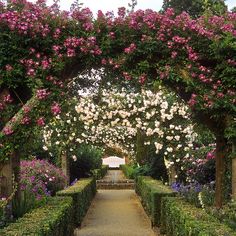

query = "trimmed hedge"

[
  {"left": 92, "top": 165, "right": 109, "bottom": 180},
  {"left": 0, "top": 196, "right": 73, "bottom": 236},
  {"left": 135, "top": 176, "right": 176, "bottom": 226},
  {"left": 57, "top": 177, "right": 96, "bottom": 226},
  {"left": 161, "top": 197, "right": 236, "bottom": 236},
  {"left": 120, "top": 164, "right": 135, "bottom": 179}
]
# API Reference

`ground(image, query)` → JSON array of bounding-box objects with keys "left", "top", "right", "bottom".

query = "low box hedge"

[
  {"left": 57, "top": 177, "right": 96, "bottom": 226},
  {"left": 92, "top": 165, "right": 109, "bottom": 180},
  {"left": 120, "top": 164, "right": 135, "bottom": 179},
  {"left": 161, "top": 197, "right": 236, "bottom": 236},
  {"left": 0, "top": 196, "right": 73, "bottom": 236},
  {"left": 135, "top": 176, "right": 176, "bottom": 226}
]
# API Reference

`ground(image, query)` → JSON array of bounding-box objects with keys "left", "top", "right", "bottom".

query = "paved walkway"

[{"left": 74, "top": 170, "right": 157, "bottom": 236}]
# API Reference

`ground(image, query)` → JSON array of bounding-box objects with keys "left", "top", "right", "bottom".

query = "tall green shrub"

[{"left": 70, "top": 144, "right": 103, "bottom": 181}]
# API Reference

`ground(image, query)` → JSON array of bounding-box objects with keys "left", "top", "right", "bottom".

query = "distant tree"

[
  {"left": 162, "top": 0, "right": 227, "bottom": 18},
  {"left": 232, "top": 6, "right": 236, "bottom": 12}
]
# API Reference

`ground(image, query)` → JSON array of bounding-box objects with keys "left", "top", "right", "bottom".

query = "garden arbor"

[{"left": 0, "top": 0, "right": 235, "bottom": 208}]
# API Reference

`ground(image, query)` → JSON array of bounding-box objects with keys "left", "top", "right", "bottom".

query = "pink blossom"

[
  {"left": 171, "top": 51, "right": 178, "bottom": 59},
  {"left": 124, "top": 43, "right": 136, "bottom": 54},
  {"left": 139, "top": 74, "right": 147, "bottom": 84},
  {"left": 27, "top": 68, "right": 36, "bottom": 77},
  {"left": 108, "top": 32, "right": 115, "bottom": 39},
  {"left": 188, "top": 94, "right": 197, "bottom": 107},
  {"left": 51, "top": 102, "right": 61, "bottom": 115},
  {"left": 5, "top": 64, "right": 13, "bottom": 71},
  {"left": 36, "top": 89, "right": 50, "bottom": 100},
  {"left": 3, "top": 126, "right": 14, "bottom": 135},
  {"left": 206, "top": 151, "right": 215, "bottom": 160},
  {"left": 101, "top": 58, "right": 107, "bottom": 65},
  {"left": 118, "top": 7, "right": 126, "bottom": 18},
  {"left": 123, "top": 72, "right": 132, "bottom": 80},
  {"left": 0, "top": 103, "right": 4, "bottom": 110},
  {"left": 3, "top": 94, "right": 13, "bottom": 103},
  {"left": 23, "top": 105, "right": 31, "bottom": 113},
  {"left": 37, "top": 117, "right": 45, "bottom": 126},
  {"left": 217, "top": 92, "right": 224, "bottom": 98},
  {"left": 67, "top": 48, "right": 75, "bottom": 57},
  {"left": 21, "top": 116, "right": 31, "bottom": 125}
]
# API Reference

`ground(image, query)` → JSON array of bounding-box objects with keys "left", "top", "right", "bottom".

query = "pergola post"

[
  {"left": 168, "top": 165, "right": 177, "bottom": 185},
  {"left": 0, "top": 151, "right": 21, "bottom": 217},
  {"left": 61, "top": 151, "right": 70, "bottom": 186},
  {"left": 232, "top": 141, "right": 236, "bottom": 200}
]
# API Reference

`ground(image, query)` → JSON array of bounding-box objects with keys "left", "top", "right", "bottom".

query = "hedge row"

[
  {"left": 120, "top": 164, "right": 135, "bottom": 179},
  {"left": 0, "top": 178, "right": 96, "bottom": 236},
  {"left": 136, "top": 176, "right": 236, "bottom": 236},
  {"left": 57, "top": 177, "right": 96, "bottom": 226},
  {"left": 0, "top": 196, "right": 74, "bottom": 236},
  {"left": 135, "top": 176, "right": 176, "bottom": 226},
  {"left": 161, "top": 197, "right": 236, "bottom": 236},
  {"left": 92, "top": 165, "right": 109, "bottom": 180}
]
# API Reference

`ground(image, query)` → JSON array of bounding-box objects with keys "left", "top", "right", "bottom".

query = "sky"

[{"left": 46, "top": 0, "right": 235, "bottom": 14}]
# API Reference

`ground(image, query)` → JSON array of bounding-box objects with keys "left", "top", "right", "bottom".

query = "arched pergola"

[{"left": 0, "top": 0, "right": 235, "bottom": 207}]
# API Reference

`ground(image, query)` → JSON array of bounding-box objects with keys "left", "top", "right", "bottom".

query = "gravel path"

[
  {"left": 74, "top": 170, "right": 157, "bottom": 236},
  {"left": 74, "top": 190, "right": 156, "bottom": 236}
]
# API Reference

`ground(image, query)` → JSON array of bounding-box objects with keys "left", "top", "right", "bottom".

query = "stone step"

[
  {"left": 97, "top": 179, "right": 135, "bottom": 184},
  {"left": 96, "top": 182, "right": 135, "bottom": 190}
]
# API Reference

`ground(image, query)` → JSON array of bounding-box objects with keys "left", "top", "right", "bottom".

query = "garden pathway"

[{"left": 74, "top": 170, "right": 157, "bottom": 236}]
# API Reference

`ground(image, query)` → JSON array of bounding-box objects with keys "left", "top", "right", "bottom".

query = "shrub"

[
  {"left": 20, "top": 159, "right": 67, "bottom": 197},
  {"left": 70, "top": 144, "right": 103, "bottom": 181},
  {"left": 91, "top": 165, "right": 109, "bottom": 180},
  {"left": 208, "top": 202, "right": 236, "bottom": 231},
  {"left": 57, "top": 177, "right": 96, "bottom": 226},
  {"left": 0, "top": 196, "right": 74, "bottom": 236},
  {"left": 161, "top": 197, "right": 236, "bottom": 236},
  {"left": 120, "top": 164, "right": 135, "bottom": 179},
  {"left": 135, "top": 176, "right": 176, "bottom": 226},
  {"left": 11, "top": 159, "right": 67, "bottom": 219}
]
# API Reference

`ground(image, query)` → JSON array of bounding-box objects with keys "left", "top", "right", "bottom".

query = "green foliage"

[
  {"left": 57, "top": 177, "right": 96, "bottom": 226},
  {"left": 135, "top": 176, "right": 176, "bottom": 226},
  {"left": 120, "top": 164, "right": 136, "bottom": 179},
  {"left": 0, "top": 196, "right": 74, "bottom": 236},
  {"left": 91, "top": 165, "right": 109, "bottom": 180},
  {"left": 70, "top": 144, "right": 103, "bottom": 180},
  {"left": 12, "top": 189, "right": 48, "bottom": 219},
  {"left": 208, "top": 202, "right": 236, "bottom": 231},
  {"left": 162, "top": 0, "right": 227, "bottom": 18},
  {"left": 161, "top": 197, "right": 236, "bottom": 236}
]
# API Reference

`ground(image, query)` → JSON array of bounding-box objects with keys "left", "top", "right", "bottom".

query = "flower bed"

[{"left": 20, "top": 159, "right": 67, "bottom": 197}]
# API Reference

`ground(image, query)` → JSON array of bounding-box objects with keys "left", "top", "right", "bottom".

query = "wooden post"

[
  {"left": 0, "top": 153, "right": 20, "bottom": 198},
  {"left": 215, "top": 136, "right": 227, "bottom": 208},
  {"left": 168, "top": 165, "right": 177, "bottom": 185},
  {"left": 232, "top": 141, "right": 236, "bottom": 200},
  {"left": 0, "top": 159, "right": 13, "bottom": 198},
  {"left": 61, "top": 151, "right": 70, "bottom": 186},
  {"left": 0, "top": 151, "right": 20, "bottom": 218}
]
